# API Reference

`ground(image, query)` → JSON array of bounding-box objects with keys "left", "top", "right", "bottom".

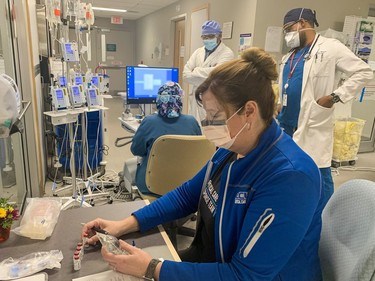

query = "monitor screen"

[
  {"left": 126, "top": 66, "right": 179, "bottom": 104},
  {"left": 89, "top": 89, "right": 97, "bottom": 98},
  {"left": 92, "top": 76, "right": 99, "bottom": 87},
  {"left": 59, "top": 76, "right": 67, "bottom": 87},
  {"left": 55, "top": 89, "right": 64, "bottom": 100},
  {"left": 75, "top": 76, "right": 83, "bottom": 85},
  {"left": 72, "top": 86, "right": 80, "bottom": 96},
  {"left": 65, "top": 43, "right": 73, "bottom": 54}
]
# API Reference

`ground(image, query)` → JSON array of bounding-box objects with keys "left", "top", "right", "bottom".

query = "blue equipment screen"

[
  {"left": 59, "top": 76, "right": 67, "bottom": 87},
  {"left": 75, "top": 76, "right": 83, "bottom": 85},
  {"left": 72, "top": 86, "right": 80, "bottom": 96},
  {"left": 56, "top": 89, "right": 64, "bottom": 100},
  {"left": 91, "top": 76, "right": 99, "bottom": 87},
  {"left": 65, "top": 43, "right": 73, "bottom": 54},
  {"left": 89, "top": 89, "right": 97, "bottom": 98},
  {"left": 126, "top": 66, "right": 179, "bottom": 104}
]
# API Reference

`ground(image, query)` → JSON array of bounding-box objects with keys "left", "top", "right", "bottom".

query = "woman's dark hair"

[{"left": 195, "top": 47, "right": 278, "bottom": 124}]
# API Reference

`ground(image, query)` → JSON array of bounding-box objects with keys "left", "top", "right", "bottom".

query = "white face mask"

[
  {"left": 284, "top": 27, "right": 315, "bottom": 49},
  {"left": 202, "top": 123, "right": 248, "bottom": 149},
  {"left": 202, "top": 107, "right": 248, "bottom": 150},
  {"left": 284, "top": 31, "right": 300, "bottom": 48}
]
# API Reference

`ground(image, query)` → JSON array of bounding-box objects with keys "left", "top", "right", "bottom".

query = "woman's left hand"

[{"left": 101, "top": 240, "right": 153, "bottom": 278}]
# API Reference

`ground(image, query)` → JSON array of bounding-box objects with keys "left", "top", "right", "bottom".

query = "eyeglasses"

[
  {"left": 283, "top": 21, "right": 301, "bottom": 34},
  {"left": 201, "top": 34, "right": 217, "bottom": 40},
  {"left": 201, "top": 110, "right": 226, "bottom": 126}
]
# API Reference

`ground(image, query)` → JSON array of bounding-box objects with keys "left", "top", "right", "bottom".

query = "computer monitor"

[{"left": 126, "top": 66, "right": 179, "bottom": 104}]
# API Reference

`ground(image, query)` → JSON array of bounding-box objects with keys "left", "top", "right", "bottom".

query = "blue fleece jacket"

[{"left": 133, "top": 120, "right": 323, "bottom": 281}]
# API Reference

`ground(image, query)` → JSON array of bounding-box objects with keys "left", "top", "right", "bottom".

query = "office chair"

[
  {"left": 139, "top": 134, "right": 216, "bottom": 248},
  {"left": 319, "top": 179, "right": 375, "bottom": 281}
]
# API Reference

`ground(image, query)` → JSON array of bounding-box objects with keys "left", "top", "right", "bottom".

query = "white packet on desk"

[
  {"left": 12, "top": 198, "right": 62, "bottom": 240},
  {"left": 0, "top": 250, "right": 63, "bottom": 280}
]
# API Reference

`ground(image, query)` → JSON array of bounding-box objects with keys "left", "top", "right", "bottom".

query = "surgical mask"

[
  {"left": 284, "top": 27, "right": 315, "bottom": 48},
  {"left": 202, "top": 107, "right": 248, "bottom": 150},
  {"left": 203, "top": 38, "right": 218, "bottom": 51},
  {"left": 284, "top": 31, "right": 300, "bottom": 48}
]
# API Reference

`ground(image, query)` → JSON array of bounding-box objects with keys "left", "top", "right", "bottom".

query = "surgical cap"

[
  {"left": 283, "top": 8, "right": 319, "bottom": 27},
  {"left": 201, "top": 20, "right": 222, "bottom": 35},
  {"left": 156, "top": 81, "right": 183, "bottom": 119}
]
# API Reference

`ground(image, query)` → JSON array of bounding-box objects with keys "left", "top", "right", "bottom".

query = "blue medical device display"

[
  {"left": 59, "top": 76, "right": 67, "bottom": 87},
  {"left": 75, "top": 76, "right": 83, "bottom": 85},
  {"left": 62, "top": 42, "right": 79, "bottom": 62},
  {"left": 87, "top": 88, "right": 99, "bottom": 106},
  {"left": 91, "top": 76, "right": 99, "bottom": 87},
  {"left": 126, "top": 66, "right": 179, "bottom": 104},
  {"left": 71, "top": 85, "right": 84, "bottom": 106},
  {"left": 51, "top": 88, "right": 70, "bottom": 109},
  {"left": 56, "top": 89, "right": 64, "bottom": 99}
]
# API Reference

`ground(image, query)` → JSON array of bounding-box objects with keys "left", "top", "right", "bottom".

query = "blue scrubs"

[{"left": 277, "top": 46, "right": 310, "bottom": 136}]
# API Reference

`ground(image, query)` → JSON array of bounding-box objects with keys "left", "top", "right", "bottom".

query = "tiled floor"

[{"left": 43, "top": 95, "right": 375, "bottom": 250}]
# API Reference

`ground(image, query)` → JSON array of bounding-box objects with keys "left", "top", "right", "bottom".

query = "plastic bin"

[{"left": 332, "top": 117, "right": 365, "bottom": 167}]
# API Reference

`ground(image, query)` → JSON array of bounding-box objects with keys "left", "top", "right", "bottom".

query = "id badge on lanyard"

[
  {"left": 282, "top": 94, "right": 288, "bottom": 106},
  {"left": 282, "top": 82, "right": 289, "bottom": 106}
]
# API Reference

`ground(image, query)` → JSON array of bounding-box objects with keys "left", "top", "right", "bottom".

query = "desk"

[
  {"left": 1, "top": 200, "right": 179, "bottom": 280},
  {"left": 118, "top": 117, "right": 140, "bottom": 133}
]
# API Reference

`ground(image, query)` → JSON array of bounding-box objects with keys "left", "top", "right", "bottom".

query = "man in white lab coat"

[
  {"left": 183, "top": 20, "right": 234, "bottom": 120},
  {"left": 277, "top": 8, "right": 373, "bottom": 207}
]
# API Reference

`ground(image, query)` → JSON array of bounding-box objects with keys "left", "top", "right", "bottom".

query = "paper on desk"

[{"left": 72, "top": 270, "right": 142, "bottom": 281}]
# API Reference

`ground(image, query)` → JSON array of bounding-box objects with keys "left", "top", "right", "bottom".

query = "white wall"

[
  {"left": 69, "top": 18, "right": 136, "bottom": 93},
  {"left": 134, "top": 0, "right": 257, "bottom": 67}
]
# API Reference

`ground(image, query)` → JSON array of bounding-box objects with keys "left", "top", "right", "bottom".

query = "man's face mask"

[
  {"left": 203, "top": 38, "right": 218, "bottom": 51},
  {"left": 284, "top": 30, "right": 300, "bottom": 48},
  {"left": 284, "top": 21, "right": 315, "bottom": 49}
]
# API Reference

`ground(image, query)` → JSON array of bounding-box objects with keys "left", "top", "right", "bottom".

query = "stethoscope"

[{"left": 303, "top": 34, "right": 320, "bottom": 61}]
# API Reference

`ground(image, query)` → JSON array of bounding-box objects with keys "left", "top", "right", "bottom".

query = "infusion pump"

[
  {"left": 86, "top": 88, "right": 99, "bottom": 106},
  {"left": 51, "top": 87, "right": 70, "bottom": 109},
  {"left": 61, "top": 42, "right": 79, "bottom": 62},
  {"left": 70, "top": 85, "right": 85, "bottom": 107}
]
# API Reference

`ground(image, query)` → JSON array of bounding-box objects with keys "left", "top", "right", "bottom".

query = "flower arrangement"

[{"left": 0, "top": 197, "right": 20, "bottom": 229}]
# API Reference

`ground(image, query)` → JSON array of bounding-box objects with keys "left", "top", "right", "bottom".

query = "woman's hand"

[
  {"left": 81, "top": 216, "right": 141, "bottom": 245},
  {"left": 81, "top": 218, "right": 126, "bottom": 245},
  {"left": 102, "top": 240, "right": 154, "bottom": 278}
]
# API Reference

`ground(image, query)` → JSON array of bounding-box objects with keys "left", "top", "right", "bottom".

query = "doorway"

[
  {"left": 173, "top": 18, "right": 185, "bottom": 87},
  {"left": 173, "top": 16, "right": 187, "bottom": 113}
]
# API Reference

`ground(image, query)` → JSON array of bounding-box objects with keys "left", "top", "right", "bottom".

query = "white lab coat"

[
  {"left": 183, "top": 42, "right": 234, "bottom": 120},
  {"left": 279, "top": 35, "right": 373, "bottom": 168}
]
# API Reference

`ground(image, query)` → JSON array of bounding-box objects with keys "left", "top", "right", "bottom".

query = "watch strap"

[
  {"left": 331, "top": 93, "right": 342, "bottom": 103},
  {"left": 143, "top": 258, "right": 161, "bottom": 281}
]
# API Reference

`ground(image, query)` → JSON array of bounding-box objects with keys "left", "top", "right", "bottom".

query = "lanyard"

[{"left": 288, "top": 50, "right": 306, "bottom": 79}]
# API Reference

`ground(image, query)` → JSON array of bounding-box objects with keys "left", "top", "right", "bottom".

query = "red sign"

[{"left": 111, "top": 16, "right": 123, "bottom": 25}]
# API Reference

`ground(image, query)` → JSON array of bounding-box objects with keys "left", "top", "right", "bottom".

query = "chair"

[
  {"left": 140, "top": 134, "right": 216, "bottom": 248},
  {"left": 319, "top": 179, "right": 375, "bottom": 281}
]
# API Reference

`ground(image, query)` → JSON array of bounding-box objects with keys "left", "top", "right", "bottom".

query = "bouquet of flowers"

[{"left": 0, "top": 197, "right": 20, "bottom": 229}]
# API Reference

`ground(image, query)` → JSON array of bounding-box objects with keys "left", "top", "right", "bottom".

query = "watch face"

[{"left": 332, "top": 94, "right": 340, "bottom": 103}]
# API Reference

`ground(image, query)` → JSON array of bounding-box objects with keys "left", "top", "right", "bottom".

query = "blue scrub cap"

[
  {"left": 201, "top": 20, "right": 222, "bottom": 35},
  {"left": 156, "top": 81, "right": 183, "bottom": 119},
  {"left": 283, "top": 8, "right": 319, "bottom": 27}
]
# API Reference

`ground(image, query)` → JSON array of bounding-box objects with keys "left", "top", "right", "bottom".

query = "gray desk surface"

[{"left": 0, "top": 200, "right": 179, "bottom": 281}]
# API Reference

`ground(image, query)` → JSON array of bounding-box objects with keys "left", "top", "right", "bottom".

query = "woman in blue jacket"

[{"left": 82, "top": 47, "right": 324, "bottom": 281}]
